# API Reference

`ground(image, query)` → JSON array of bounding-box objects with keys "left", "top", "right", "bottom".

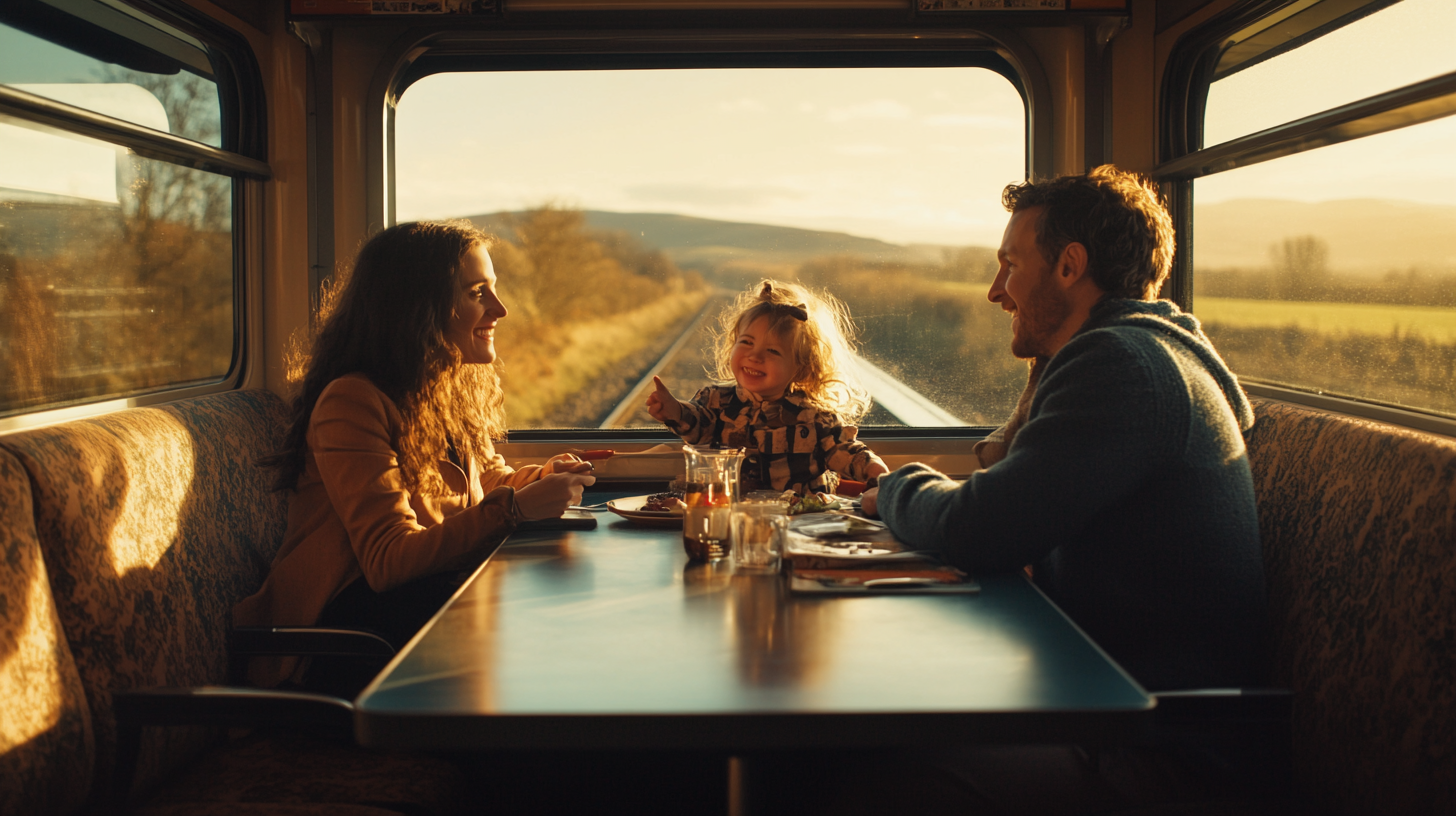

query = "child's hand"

[{"left": 645, "top": 376, "right": 682, "bottom": 423}]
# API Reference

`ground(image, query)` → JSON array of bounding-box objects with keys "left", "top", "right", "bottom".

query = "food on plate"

[
  {"left": 787, "top": 492, "right": 840, "bottom": 515},
  {"left": 643, "top": 492, "right": 687, "bottom": 514}
]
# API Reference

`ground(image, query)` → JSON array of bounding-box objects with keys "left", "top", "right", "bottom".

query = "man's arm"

[{"left": 875, "top": 332, "right": 1178, "bottom": 572}]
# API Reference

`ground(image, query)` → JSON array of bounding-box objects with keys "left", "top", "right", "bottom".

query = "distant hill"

[
  {"left": 1192, "top": 198, "right": 1456, "bottom": 274},
  {"left": 462, "top": 209, "right": 962, "bottom": 272}
]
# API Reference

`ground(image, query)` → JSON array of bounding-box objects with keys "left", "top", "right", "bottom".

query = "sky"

[
  {"left": 3, "top": 1, "right": 1454, "bottom": 244},
  {"left": 395, "top": 67, "right": 1026, "bottom": 248},
  {"left": 1198, "top": 0, "right": 1456, "bottom": 206},
  {"left": 393, "top": 0, "right": 1456, "bottom": 247}
]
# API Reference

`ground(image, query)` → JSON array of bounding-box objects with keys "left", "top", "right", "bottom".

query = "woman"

[{"left": 235, "top": 221, "right": 594, "bottom": 691}]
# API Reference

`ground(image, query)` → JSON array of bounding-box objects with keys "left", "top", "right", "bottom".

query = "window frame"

[
  {"left": 0, "top": 0, "right": 269, "bottom": 431},
  {"left": 1156, "top": 0, "right": 1456, "bottom": 437},
  {"left": 374, "top": 20, "right": 1053, "bottom": 443}
]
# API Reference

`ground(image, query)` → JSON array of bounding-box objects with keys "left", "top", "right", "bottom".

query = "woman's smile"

[{"left": 447, "top": 246, "right": 508, "bottom": 365}]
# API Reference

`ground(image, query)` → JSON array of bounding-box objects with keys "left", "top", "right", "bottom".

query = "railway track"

[{"left": 596, "top": 295, "right": 724, "bottom": 429}]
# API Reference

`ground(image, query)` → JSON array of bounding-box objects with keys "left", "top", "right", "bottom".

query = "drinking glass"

[
  {"left": 681, "top": 446, "right": 744, "bottom": 562},
  {"left": 731, "top": 497, "right": 789, "bottom": 573}
]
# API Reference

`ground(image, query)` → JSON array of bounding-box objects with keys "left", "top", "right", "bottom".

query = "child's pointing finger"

[{"left": 647, "top": 376, "right": 682, "bottom": 423}]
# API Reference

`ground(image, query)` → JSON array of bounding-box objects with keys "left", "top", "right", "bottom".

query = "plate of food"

[{"left": 607, "top": 493, "right": 686, "bottom": 527}]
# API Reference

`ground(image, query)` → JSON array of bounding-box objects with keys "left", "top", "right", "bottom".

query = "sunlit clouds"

[
  {"left": 824, "top": 99, "right": 911, "bottom": 122},
  {"left": 623, "top": 183, "right": 804, "bottom": 209},
  {"left": 396, "top": 67, "right": 1025, "bottom": 248}
]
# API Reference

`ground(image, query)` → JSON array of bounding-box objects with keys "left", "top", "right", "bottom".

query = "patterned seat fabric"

[
  {"left": 1245, "top": 398, "right": 1456, "bottom": 815},
  {"left": 0, "top": 390, "right": 291, "bottom": 806},
  {"left": 0, "top": 447, "right": 95, "bottom": 816},
  {"left": 2, "top": 390, "right": 470, "bottom": 815}
]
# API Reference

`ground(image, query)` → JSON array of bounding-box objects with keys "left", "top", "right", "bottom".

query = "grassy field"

[
  {"left": 1194, "top": 297, "right": 1456, "bottom": 343},
  {"left": 502, "top": 289, "right": 710, "bottom": 426}
]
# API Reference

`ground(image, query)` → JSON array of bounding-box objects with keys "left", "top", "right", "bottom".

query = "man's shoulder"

[
  {"left": 1036, "top": 325, "right": 1193, "bottom": 422},
  {"left": 1050, "top": 323, "right": 1171, "bottom": 377}
]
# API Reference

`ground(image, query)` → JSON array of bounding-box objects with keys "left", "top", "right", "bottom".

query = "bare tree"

[{"left": 1269, "top": 235, "right": 1330, "bottom": 301}]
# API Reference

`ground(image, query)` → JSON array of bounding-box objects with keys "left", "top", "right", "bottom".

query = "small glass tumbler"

[{"left": 731, "top": 498, "right": 789, "bottom": 573}]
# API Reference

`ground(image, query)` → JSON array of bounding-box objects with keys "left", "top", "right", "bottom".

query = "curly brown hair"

[
  {"left": 265, "top": 221, "right": 507, "bottom": 496},
  {"left": 1001, "top": 165, "right": 1174, "bottom": 299},
  {"left": 710, "top": 280, "right": 870, "bottom": 421}
]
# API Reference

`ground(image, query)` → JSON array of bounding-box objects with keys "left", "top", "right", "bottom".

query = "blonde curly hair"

[{"left": 710, "top": 279, "right": 871, "bottom": 422}]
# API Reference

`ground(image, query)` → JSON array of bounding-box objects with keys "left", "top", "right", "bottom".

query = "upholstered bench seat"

[
  {"left": 0, "top": 391, "right": 468, "bottom": 815},
  {"left": 1244, "top": 398, "right": 1456, "bottom": 815},
  {"left": 0, "top": 446, "right": 95, "bottom": 815}
]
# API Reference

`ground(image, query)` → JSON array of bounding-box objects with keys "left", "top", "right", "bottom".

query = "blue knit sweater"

[{"left": 878, "top": 298, "right": 1266, "bottom": 691}]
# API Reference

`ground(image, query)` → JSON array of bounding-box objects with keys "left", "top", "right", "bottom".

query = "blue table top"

[{"left": 355, "top": 493, "right": 1154, "bottom": 752}]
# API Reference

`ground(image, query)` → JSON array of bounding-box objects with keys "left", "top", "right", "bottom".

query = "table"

[{"left": 355, "top": 494, "right": 1154, "bottom": 755}]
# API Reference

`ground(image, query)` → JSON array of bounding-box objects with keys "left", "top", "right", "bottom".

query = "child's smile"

[{"left": 731, "top": 316, "right": 796, "bottom": 401}]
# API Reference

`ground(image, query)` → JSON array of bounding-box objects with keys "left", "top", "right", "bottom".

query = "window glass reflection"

[
  {"left": 0, "top": 22, "right": 222, "bottom": 148},
  {"left": 0, "top": 114, "right": 234, "bottom": 414},
  {"left": 1203, "top": 0, "right": 1456, "bottom": 147},
  {"left": 1193, "top": 115, "right": 1456, "bottom": 418}
]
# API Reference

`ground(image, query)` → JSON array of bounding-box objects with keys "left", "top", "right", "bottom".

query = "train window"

[
  {"left": 0, "top": 0, "right": 253, "bottom": 418},
  {"left": 1184, "top": 0, "right": 1456, "bottom": 420},
  {"left": 0, "top": 18, "right": 222, "bottom": 147},
  {"left": 1202, "top": 0, "right": 1456, "bottom": 147},
  {"left": 396, "top": 67, "right": 1026, "bottom": 431}
]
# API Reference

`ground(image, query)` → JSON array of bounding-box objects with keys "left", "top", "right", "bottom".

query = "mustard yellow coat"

[{"left": 233, "top": 374, "right": 539, "bottom": 685}]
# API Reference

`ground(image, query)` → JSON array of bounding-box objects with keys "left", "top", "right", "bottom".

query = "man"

[{"left": 863, "top": 165, "right": 1265, "bottom": 693}]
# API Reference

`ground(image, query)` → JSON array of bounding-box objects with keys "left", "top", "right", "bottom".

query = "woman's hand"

[
  {"left": 514, "top": 471, "right": 596, "bottom": 520},
  {"left": 645, "top": 376, "right": 682, "bottom": 423},
  {"left": 542, "top": 453, "right": 590, "bottom": 476}
]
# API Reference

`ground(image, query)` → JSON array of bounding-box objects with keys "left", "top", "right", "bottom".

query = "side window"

[
  {"left": 1187, "top": 0, "right": 1456, "bottom": 419},
  {"left": 0, "top": 1, "right": 253, "bottom": 417},
  {"left": 394, "top": 66, "right": 1027, "bottom": 430}
]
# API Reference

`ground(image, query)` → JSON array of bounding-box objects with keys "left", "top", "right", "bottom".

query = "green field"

[{"left": 1194, "top": 297, "right": 1456, "bottom": 343}]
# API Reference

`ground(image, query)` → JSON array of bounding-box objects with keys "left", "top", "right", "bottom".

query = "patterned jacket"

[{"left": 665, "top": 384, "right": 886, "bottom": 495}]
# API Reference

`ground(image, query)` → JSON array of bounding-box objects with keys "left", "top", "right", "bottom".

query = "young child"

[{"left": 646, "top": 280, "right": 888, "bottom": 496}]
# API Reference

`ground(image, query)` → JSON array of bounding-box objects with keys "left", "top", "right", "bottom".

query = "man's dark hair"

[{"left": 1001, "top": 165, "right": 1174, "bottom": 299}]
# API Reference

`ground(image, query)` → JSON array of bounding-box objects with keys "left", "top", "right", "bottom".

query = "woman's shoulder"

[
  {"left": 319, "top": 373, "right": 382, "bottom": 397},
  {"left": 314, "top": 374, "right": 399, "bottom": 422}
]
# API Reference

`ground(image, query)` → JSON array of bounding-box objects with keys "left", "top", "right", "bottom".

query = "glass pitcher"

[{"left": 681, "top": 445, "right": 745, "bottom": 562}]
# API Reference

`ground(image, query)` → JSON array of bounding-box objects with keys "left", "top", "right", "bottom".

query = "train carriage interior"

[{"left": 1, "top": 0, "right": 1453, "bottom": 813}]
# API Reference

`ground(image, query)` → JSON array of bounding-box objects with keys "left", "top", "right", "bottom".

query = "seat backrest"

[
  {"left": 0, "top": 389, "right": 290, "bottom": 804},
  {"left": 1245, "top": 398, "right": 1456, "bottom": 815},
  {"left": 0, "top": 447, "right": 95, "bottom": 816}
]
